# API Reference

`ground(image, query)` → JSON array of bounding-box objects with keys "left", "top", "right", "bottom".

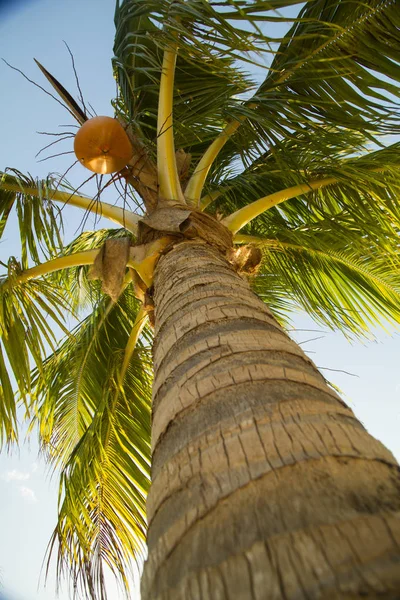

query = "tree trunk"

[{"left": 141, "top": 240, "right": 400, "bottom": 600}]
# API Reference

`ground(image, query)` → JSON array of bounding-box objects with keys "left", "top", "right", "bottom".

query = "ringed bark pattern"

[{"left": 141, "top": 240, "right": 400, "bottom": 600}]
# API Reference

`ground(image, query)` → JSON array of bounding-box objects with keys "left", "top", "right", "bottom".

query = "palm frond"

[
  {"left": 112, "top": 0, "right": 285, "bottom": 167},
  {"left": 212, "top": 141, "right": 400, "bottom": 238},
  {"left": 1, "top": 171, "right": 140, "bottom": 235},
  {"left": 52, "top": 378, "right": 150, "bottom": 600},
  {"left": 0, "top": 342, "right": 18, "bottom": 447},
  {"left": 29, "top": 288, "right": 152, "bottom": 598},
  {"left": 30, "top": 284, "right": 151, "bottom": 465},
  {"left": 243, "top": 223, "right": 400, "bottom": 337},
  {"left": 1, "top": 170, "right": 64, "bottom": 267},
  {"left": 115, "top": 0, "right": 400, "bottom": 192},
  {"left": 0, "top": 258, "right": 72, "bottom": 445},
  {"left": 236, "top": 0, "right": 400, "bottom": 161}
]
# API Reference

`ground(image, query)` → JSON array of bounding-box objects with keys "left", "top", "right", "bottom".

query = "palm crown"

[{"left": 1, "top": 0, "right": 400, "bottom": 597}]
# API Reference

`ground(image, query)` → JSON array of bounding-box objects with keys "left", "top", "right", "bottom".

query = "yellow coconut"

[{"left": 74, "top": 116, "right": 133, "bottom": 175}]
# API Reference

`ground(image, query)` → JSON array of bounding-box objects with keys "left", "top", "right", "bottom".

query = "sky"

[{"left": 0, "top": 1, "right": 399, "bottom": 599}]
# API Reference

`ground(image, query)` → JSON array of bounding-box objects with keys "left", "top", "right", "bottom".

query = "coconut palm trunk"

[{"left": 141, "top": 240, "right": 400, "bottom": 599}]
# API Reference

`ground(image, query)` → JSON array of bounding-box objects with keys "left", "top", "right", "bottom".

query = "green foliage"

[
  {"left": 214, "top": 140, "right": 400, "bottom": 238},
  {"left": 216, "top": 138, "right": 400, "bottom": 333},
  {"left": 0, "top": 171, "right": 64, "bottom": 267},
  {"left": 114, "top": 0, "right": 400, "bottom": 181},
  {"left": 257, "top": 0, "right": 400, "bottom": 136},
  {"left": 113, "top": 0, "right": 256, "bottom": 168},
  {"left": 247, "top": 223, "right": 400, "bottom": 335},
  {"left": 0, "top": 259, "right": 70, "bottom": 446},
  {"left": 30, "top": 289, "right": 151, "bottom": 599}
]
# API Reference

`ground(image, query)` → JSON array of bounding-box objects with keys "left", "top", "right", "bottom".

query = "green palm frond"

[
  {"left": 1, "top": 171, "right": 140, "bottom": 235},
  {"left": 29, "top": 288, "right": 152, "bottom": 598},
  {"left": 113, "top": 0, "right": 400, "bottom": 182},
  {"left": 243, "top": 0, "right": 400, "bottom": 150},
  {"left": 243, "top": 223, "right": 400, "bottom": 336},
  {"left": 31, "top": 297, "right": 111, "bottom": 468},
  {"left": 0, "top": 259, "right": 72, "bottom": 446},
  {"left": 208, "top": 124, "right": 368, "bottom": 195},
  {"left": 52, "top": 376, "right": 150, "bottom": 600},
  {"left": 30, "top": 284, "right": 151, "bottom": 467},
  {"left": 0, "top": 343, "right": 17, "bottom": 447},
  {"left": 212, "top": 141, "right": 400, "bottom": 238},
  {"left": 1, "top": 171, "right": 64, "bottom": 267},
  {"left": 112, "top": 0, "right": 290, "bottom": 165}
]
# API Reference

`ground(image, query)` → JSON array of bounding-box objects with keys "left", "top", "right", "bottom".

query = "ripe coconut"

[{"left": 74, "top": 116, "right": 133, "bottom": 175}]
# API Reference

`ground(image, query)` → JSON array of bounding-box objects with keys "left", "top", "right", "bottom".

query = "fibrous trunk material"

[{"left": 141, "top": 240, "right": 400, "bottom": 600}]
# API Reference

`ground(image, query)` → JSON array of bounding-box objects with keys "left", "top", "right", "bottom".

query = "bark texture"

[{"left": 141, "top": 241, "right": 400, "bottom": 600}]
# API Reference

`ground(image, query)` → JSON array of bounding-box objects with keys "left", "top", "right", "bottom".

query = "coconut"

[{"left": 74, "top": 116, "right": 133, "bottom": 174}]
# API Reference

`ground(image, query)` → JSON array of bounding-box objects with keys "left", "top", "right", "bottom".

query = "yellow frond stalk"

[
  {"left": 199, "top": 189, "right": 224, "bottom": 211},
  {"left": 222, "top": 177, "right": 337, "bottom": 233},
  {"left": 157, "top": 45, "right": 185, "bottom": 203},
  {"left": 185, "top": 118, "right": 244, "bottom": 205},
  {"left": 0, "top": 181, "right": 140, "bottom": 233},
  {"left": 3, "top": 250, "right": 99, "bottom": 288},
  {"left": 233, "top": 234, "right": 266, "bottom": 244},
  {"left": 117, "top": 306, "right": 148, "bottom": 389},
  {"left": 128, "top": 237, "right": 173, "bottom": 288}
]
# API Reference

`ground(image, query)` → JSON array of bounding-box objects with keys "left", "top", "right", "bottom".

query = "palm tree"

[{"left": 1, "top": 0, "right": 400, "bottom": 598}]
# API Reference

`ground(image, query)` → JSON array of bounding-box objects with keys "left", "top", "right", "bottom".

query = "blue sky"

[{"left": 0, "top": 1, "right": 399, "bottom": 599}]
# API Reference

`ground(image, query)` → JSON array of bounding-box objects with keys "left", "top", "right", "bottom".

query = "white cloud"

[
  {"left": 3, "top": 469, "right": 30, "bottom": 482},
  {"left": 19, "top": 486, "right": 37, "bottom": 503}
]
